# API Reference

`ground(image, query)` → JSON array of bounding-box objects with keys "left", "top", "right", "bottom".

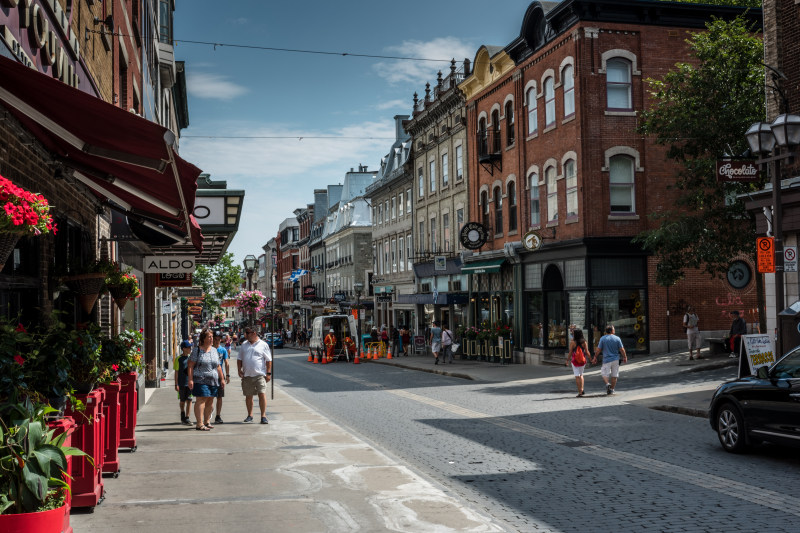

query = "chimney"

[
  {"left": 463, "top": 58, "right": 471, "bottom": 77},
  {"left": 393, "top": 114, "right": 410, "bottom": 140}
]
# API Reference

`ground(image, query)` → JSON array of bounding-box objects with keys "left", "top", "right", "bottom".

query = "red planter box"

[
  {"left": 47, "top": 417, "right": 76, "bottom": 533},
  {"left": 118, "top": 371, "right": 138, "bottom": 450},
  {"left": 64, "top": 390, "right": 105, "bottom": 508},
  {"left": 0, "top": 503, "right": 69, "bottom": 533},
  {"left": 99, "top": 380, "right": 121, "bottom": 475}
]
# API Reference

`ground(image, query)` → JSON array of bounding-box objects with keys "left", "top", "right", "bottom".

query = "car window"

[{"left": 772, "top": 348, "right": 800, "bottom": 379}]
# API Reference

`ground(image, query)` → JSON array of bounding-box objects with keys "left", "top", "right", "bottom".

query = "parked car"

[
  {"left": 709, "top": 346, "right": 800, "bottom": 453},
  {"left": 264, "top": 333, "right": 284, "bottom": 349}
]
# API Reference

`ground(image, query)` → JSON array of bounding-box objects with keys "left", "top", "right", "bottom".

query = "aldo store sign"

[{"left": 144, "top": 255, "right": 196, "bottom": 274}]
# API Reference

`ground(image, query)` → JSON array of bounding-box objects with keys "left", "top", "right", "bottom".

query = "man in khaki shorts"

[{"left": 237, "top": 327, "right": 272, "bottom": 424}]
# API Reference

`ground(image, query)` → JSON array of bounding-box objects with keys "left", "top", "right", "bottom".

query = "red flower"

[
  {"left": 112, "top": 364, "right": 119, "bottom": 371},
  {"left": 13, "top": 354, "right": 25, "bottom": 366},
  {"left": 15, "top": 323, "right": 26, "bottom": 333}
]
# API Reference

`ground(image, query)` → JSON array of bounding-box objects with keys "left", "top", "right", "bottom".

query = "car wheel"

[{"left": 716, "top": 402, "right": 748, "bottom": 453}]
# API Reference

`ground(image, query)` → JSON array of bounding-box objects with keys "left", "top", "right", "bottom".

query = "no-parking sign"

[{"left": 785, "top": 246, "right": 797, "bottom": 272}]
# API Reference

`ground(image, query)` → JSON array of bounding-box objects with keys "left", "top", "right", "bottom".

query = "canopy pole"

[{"left": 164, "top": 139, "right": 193, "bottom": 242}]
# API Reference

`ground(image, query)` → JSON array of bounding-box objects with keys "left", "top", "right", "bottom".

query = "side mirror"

[{"left": 757, "top": 366, "right": 770, "bottom": 380}]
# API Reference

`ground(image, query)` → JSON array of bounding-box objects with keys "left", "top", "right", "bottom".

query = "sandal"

[
  {"left": 204, "top": 422, "right": 215, "bottom": 429},
  {"left": 576, "top": 391, "right": 585, "bottom": 397},
  {"left": 195, "top": 425, "right": 210, "bottom": 431}
]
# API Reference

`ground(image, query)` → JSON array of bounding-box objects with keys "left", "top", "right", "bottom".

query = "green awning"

[{"left": 461, "top": 258, "right": 505, "bottom": 274}]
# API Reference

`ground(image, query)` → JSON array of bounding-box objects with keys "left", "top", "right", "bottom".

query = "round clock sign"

[
  {"left": 459, "top": 222, "right": 488, "bottom": 250},
  {"left": 522, "top": 230, "right": 542, "bottom": 251}
]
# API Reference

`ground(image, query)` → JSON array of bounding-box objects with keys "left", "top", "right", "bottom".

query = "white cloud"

[
  {"left": 374, "top": 99, "right": 410, "bottom": 111},
  {"left": 186, "top": 72, "right": 249, "bottom": 100},
  {"left": 373, "top": 37, "right": 475, "bottom": 85},
  {"left": 179, "top": 119, "right": 397, "bottom": 263}
]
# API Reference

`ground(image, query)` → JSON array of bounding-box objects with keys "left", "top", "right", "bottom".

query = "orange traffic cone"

[
  {"left": 353, "top": 348, "right": 361, "bottom": 364},
  {"left": 387, "top": 345, "right": 393, "bottom": 359},
  {"left": 313, "top": 351, "right": 319, "bottom": 364},
  {"left": 308, "top": 349, "right": 314, "bottom": 362},
  {"left": 320, "top": 351, "right": 328, "bottom": 364},
  {"left": 368, "top": 345, "right": 374, "bottom": 360}
]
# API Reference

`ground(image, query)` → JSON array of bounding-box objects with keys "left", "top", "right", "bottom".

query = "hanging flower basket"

[
  {"left": 63, "top": 273, "right": 106, "bottom": 314},
  {"left": 0, "top": 174, "right": 57, "bottom": 235},
  {"left": 104, "top": 264, "right": 140, "bottom": 310},
  {"left": 106, "top": 284, "right": 130, "bottom": 310},
  {"left": 0, "top": 230, "right": 22, "bottom": 270}
]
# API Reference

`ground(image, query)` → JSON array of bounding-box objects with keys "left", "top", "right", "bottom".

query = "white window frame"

[
  {"left": 429, "top": 159, "right": 436, "bottom": 193},
  {"left": 455, "top": 145, "right": 463, "bottom": 180},
  {"left": 565, "top": 160, "right": 577, "bottom": 217},
  {"left": 546, "top": 166, "right": 558, "bottom": 222},
  {"left": 441, "top": 152, "right": 449, "bottom": 187}
]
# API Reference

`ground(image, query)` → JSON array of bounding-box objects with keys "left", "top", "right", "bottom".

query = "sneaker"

[
  {"left": 260, "top": 417, "right": 269, "bottom": 424},
  {"left": 243, "top": 415, "right": 253, "bottom": 423},
  {"left": 728, "top": 353, "right": 738, "bottom": 358},
  {"left": 606, "top": 384, "right": 613, "bottom": 395},
  {"left": 180, "top": 414, "right": 187, "bottom": 423},
  {"left": 215, "top": 416, "right": 223, "bottom": 424},
  {"left": 609, "top": 388, "right": 615, "bottom": 395}
]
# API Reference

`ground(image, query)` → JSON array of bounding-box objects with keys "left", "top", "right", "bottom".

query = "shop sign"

[
  {"left": 156, "top": 273, "right": 192, "bottom": 287},
  {"left": 459, "top": 222, "right": 488, "bottom": 250},
  {"left": 716, "top": 160, "right": 759, "bottom": 183},
  {"left": 192, "top": 196, "right": 225, "bottom": 225},
  {"left": 177, "top": 288, "right": 203, "bottom": 297},
  {"left": 334, "top": 292, "right": 346, "bottom": 302},
  {"left": 303, "top": 285, "right": 316, "bottom": 300},
  {"left": 522, "top": 230, "right": 543, "bottom": 251},
  {"left": 434, "top": 256, "right": 446, "bottom": 271},
  {"left": 144, "top": 255, "right": 196, "bottom": 274},
  {"left": 740, "top": 334, "right": 775, "bottom": 378},
  {"left": 376, "top": 294, "right": 392, "bottom": 302}
]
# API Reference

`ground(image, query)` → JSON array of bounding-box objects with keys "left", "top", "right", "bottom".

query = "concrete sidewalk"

[
  {"left": 368, "top": 345, "right": 739, "bottom": 418},
  {"left": 70, "top": 374, "right": 505, "bottom": 533}
]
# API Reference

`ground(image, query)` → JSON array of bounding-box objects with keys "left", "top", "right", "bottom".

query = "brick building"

[{"left": 459, "top": 0, "right": 761, "bottom": 362}]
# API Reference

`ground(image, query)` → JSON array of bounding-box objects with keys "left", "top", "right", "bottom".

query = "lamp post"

[
  {"left": 243, "top": 254, "right": 257, "bottom": 326},
  {"left": 745, "top": 111, "right": 800, "bottom": 358},
  {"left": 270, "top": 289, "right": 276, "bottom": 400},
  {"left": 354, "top": 281, "right": 364, "bottom": 350}
]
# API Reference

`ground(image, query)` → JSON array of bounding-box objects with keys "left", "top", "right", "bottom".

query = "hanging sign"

[
  {"left": 716, "top": 160, "right": 759, "bottom": 183},
  {"left": 459, "top": 222, "right": 488, "bottom": 250},
  {"left": 756, "top": 237, "right": 775, "bottom": 273},
  {"left": 522, "top": 230, "right": 542, "bottom": 251},
  {"left": 144, "top": 255, "right": 196, "bottom": 274}
]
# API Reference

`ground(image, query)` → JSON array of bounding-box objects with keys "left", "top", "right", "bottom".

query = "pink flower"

[
  {"left": 13, "top": 354, "right": 25, "bottom": 366},
  {"left": 15, "top": 323, "right": 26, "bottom": 333}
]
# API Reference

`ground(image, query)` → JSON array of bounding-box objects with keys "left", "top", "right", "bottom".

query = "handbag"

[{"left": 451, "top": 342, "right": 460, "bottom": 353}]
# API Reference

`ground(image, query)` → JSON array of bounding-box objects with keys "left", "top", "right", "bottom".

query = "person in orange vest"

[
  {"left": 324, "top": 328, "right": 337, "bottom": 361},
  {"left": 343, "top": 335, "right": 356, "bottom": 357}
]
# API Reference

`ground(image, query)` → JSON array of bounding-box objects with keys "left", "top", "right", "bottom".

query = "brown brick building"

[{"left": 459, "top": 0, "right": 761, "bottom": 361}]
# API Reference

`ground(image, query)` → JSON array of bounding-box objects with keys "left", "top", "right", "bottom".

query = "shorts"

[
  {"left": 601, "top": 360, "right": 620, "bottom": 378},
  {"left": 431, "top": 341, "right": 442, "bottom": 353},
  {"left": 687, "top": 330, "right": 701, "bottom": 350},
  {"left": 571, "top": 364, "right": 586, "bottom": 377},
  {"left": 178, "top": 386, "right": 192, "bottom": 402},
  {"left": 192, "top": 383, "right": 218, "bottom": 398},
  {"left": 241, "top": 375, "right": 267, "bottom": 396}
]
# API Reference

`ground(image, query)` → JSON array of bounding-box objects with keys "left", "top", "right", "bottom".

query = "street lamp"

[
  {"left": 354, "top": 281, "right": 364, "bottom": 349},
  {"left": 270, "top": 288, "right": 276, "bottom": 400},
  {"left": 745, "top": 111, "right": 800, "bottom": 357},
  {"left": 243, "top": 254, "right": 257, "bottom": 326}
]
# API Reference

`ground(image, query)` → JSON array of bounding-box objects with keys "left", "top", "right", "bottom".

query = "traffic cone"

[
  {"left": 320, "top": 351, "right": 328, "bottom": 364},
  {"left": 353, "top": 348, "right": 360, "bottom": 364},
  {"left": 387, "top": 345, "right": 393, "bottom": 359},
  {"left": 368, "top": 345, "right": 374, "bottom": 360},
  {"left": 313, "top": 351, "right": 319, "bottom": 364},
  {"left": 308, "top": 349, "right": 313, "bottom": 362}
]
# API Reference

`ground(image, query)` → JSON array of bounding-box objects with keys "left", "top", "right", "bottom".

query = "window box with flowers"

[{"left": 0, "top": 174, "right": 57, "bottom": 270}]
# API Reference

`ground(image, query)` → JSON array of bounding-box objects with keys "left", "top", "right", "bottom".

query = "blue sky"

[{"left": 175, "top": 0, "right": 530, "bottom": 267}]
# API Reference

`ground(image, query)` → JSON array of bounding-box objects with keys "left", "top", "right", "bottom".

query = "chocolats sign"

[{"left": 716, "top": 160, "right": 759, "bottom": 183}]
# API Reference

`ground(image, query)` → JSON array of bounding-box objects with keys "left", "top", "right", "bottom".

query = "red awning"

[{"left": 0, "top": 55, "right": 203, "bottom": 251}]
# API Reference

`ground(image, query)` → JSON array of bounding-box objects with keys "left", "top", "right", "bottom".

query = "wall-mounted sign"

[
  {"left": 377, "top": 294, "right": 392, "bottom": 302},
  {"left": 459, "top": 222, "right": 488, "bottom": 250},
  {"left": 144, "top": 255, "right": 196, "bottom": 274},
  {"left": 177, "top": 288, "right": 203, "bottom": 297},
  {"left": 434, "top": 256, "right": 447, "bottom": 271},
  {"left": 334, "top": 292, "right": 346, "bottom": 302},
  {"left": 522, "top": 230, "right": 543, "bottom": 251},
  {"left": 162, "top": 301, "right": 174, "bottom": 315},
  {"left": 716, "top": 160, "right": 759, "bottom": 183},
  {"left": 303, "top": 285, "right": 316, "bottom": 300},
  {"left": 192, "top": 197, "right": 225, "bottom": 225},
  {"left": 156, "top": 273, "right": 192, "bottom": 287},
  {"left": 726, "top": 260, "right": 751, "bottom": 290}
]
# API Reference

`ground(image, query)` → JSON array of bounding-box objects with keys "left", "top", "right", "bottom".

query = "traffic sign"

[
  {"left": 757, "top": 237, "right": 775, "bottom": 273},
  {"left": 785, "top": 246, "right": 797, "bottom": 272}
]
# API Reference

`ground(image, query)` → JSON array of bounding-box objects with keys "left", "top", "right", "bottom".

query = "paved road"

[{"left": 276, "top": 348, "right": 800, "bottom": 532}]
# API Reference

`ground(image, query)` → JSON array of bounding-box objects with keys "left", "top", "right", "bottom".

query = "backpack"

[{"left": 571, "top": 344, "right": 587, "bottom": 366}]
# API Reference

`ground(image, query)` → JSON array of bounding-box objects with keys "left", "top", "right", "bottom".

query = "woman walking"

[
  {"left": 187, "top": 328, "right": 225, "bottom": 431},
  {"left": 567, "top": 328, "right": 590, "bottom": 397}
]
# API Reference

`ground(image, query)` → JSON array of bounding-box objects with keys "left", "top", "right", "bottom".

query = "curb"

[{"left": 649, "top": 405, "right": 708, "bottom": 419}]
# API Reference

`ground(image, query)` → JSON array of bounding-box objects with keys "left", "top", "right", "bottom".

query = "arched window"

[
  {"left": 562, "top": 65, "right": 574, "bottom": 117},
  {"left": 494, "top": 186, "right": 503, "bottom": 234},
  {"left": 546, "top": 167, "right": 558, "bottom": 221},
  {"left": 609, "top": 155, "right": 635, "bottom": 212},
  {"left": 505, "top": 100, "right": 515, "bottom": 146},
  {"left": 481, "top": 191, "right": 490, "bottom": 228},
  {"left": 507, "top": 182, "right": 517, "bottom": 232},
  {"left": 478, "top": 117, "right": 488, "bottom": 157},
  {"left": 544, "top": 77, "right": 555, "bottom": 127},
  {"left": 565, "top": 160, "right": 577, "bottom": 217},
  {"left": 606, "top": 59, "right": 632, "bottom": 110},
  {"left": 527, "top": 87, "right": 538, "bottom": 135},
  {"left": 529, "top": 173, "right": 540, "bottom": 226}
]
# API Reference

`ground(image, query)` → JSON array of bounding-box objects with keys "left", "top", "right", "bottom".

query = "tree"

[
  {"left": 635, "top": 16, "right": 765, "bottom": 286},
  {"left": 192, "top": 253, "right": 244, "bottom": 312}
]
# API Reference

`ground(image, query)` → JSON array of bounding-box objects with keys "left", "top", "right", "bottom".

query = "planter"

[
  {"left": 99, "top": 380, "right": 121, "bottom": 476},
  {"left": 64, "top": 390, "right": 104, "bottom": 508},
  {"left": 63, "top": 273, "right": 106, "bottom": 314},
  {"left": 47, "top": 417, "right": 76, "bottom": 533},
  {"left": 0, "top": 231, "right": 22, "bottom": 270},
  {"left": 118, "top": 371, "right": 138, "bottom": 450},
  {"left": 0, "top": 503, "right": 69, "bottom": 533},
  {"left": 106, "top": 284, "right": 130, "bottom": 310}
]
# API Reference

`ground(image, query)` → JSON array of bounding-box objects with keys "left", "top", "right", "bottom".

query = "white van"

[{"left": 310, "top": 314, "right": 359, "bottom": 361}]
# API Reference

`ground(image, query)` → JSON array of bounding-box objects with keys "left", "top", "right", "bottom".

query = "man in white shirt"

[{"left": 237, "top": 327, "right": 272, "bottom": 424}]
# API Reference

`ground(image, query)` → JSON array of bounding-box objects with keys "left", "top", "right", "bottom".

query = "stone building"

[
  {"left": 459, "top": 0, "right": 760, "bottom": 362},
  {"left": 406, "top": 61, "right": 470, "bottom": 334}
]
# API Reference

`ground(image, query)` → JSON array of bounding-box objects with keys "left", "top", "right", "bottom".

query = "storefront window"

[
  {"left": 501, "top": 292, "right": 514, "bottom": 325},
  {"left": 477, "top": 293, "right": 490, "bottom": 324},
  {"left": 547, "top": 291, "right": 567, "bottom": 348},
  {"left": 590, "top": 289, "right": 647, "bottom": 353},
  {"left": 453, "top": 304, "right": 465, "bottom": 330},
  {"left": 526, "top": 292, "right": 543, "bottom": 347}
]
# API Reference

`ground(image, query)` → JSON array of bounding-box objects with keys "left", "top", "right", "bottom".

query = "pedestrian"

[
  {"left": 380, "top": 325, "right": 389, "bottom": 351},
  {"left": 401, "top": 326, "right": 411, "bottom": 356},
  {"left": 429, "top": 320, "right": 443, "bottom": 365},
  {"left": 683, "top": 305, "right": 701, "bottom": 360},
  {"left": 211, "top": 331, "right": 230, "bottom": 424},
  {"left": 592, "top": 324, "right": 627, "bottom": 395},
  {"left": 237, "top": 326, "right": 272, "bottom": 424},
  {"left": 566, "top": 328, "right": 590, "bottom": 397},
  {"left": 725, "top": 310, "right": 747, "bottom": 358},
  {"left": 224, "top": 333, "right": 232, "bottom": 352},
  {"left": 187, "top": 328, "right": 225, "bottom": 431},
  {"left": 441, "top": 324, "right": 454, "bottom": 364},
  {"left": 174, "top": 339, "right": 193, "bottom": 425}
]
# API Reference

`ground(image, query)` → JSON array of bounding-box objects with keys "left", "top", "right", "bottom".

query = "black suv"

[{"left": 709, "top": 347, "right": 800, "bottom": 453}]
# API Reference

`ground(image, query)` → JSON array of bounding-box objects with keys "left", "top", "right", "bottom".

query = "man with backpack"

[{"left": 592, "top": 324, "right": 627, "bottom": 395}]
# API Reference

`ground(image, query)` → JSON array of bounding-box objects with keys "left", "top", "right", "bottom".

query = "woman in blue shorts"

[{"left": 187, "top": 328, "right": 225, "bottom": 431}]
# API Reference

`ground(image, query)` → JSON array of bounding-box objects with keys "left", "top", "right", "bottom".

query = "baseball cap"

[{"left": 180, "top": 339, "right": 192, "bottom": 348}]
